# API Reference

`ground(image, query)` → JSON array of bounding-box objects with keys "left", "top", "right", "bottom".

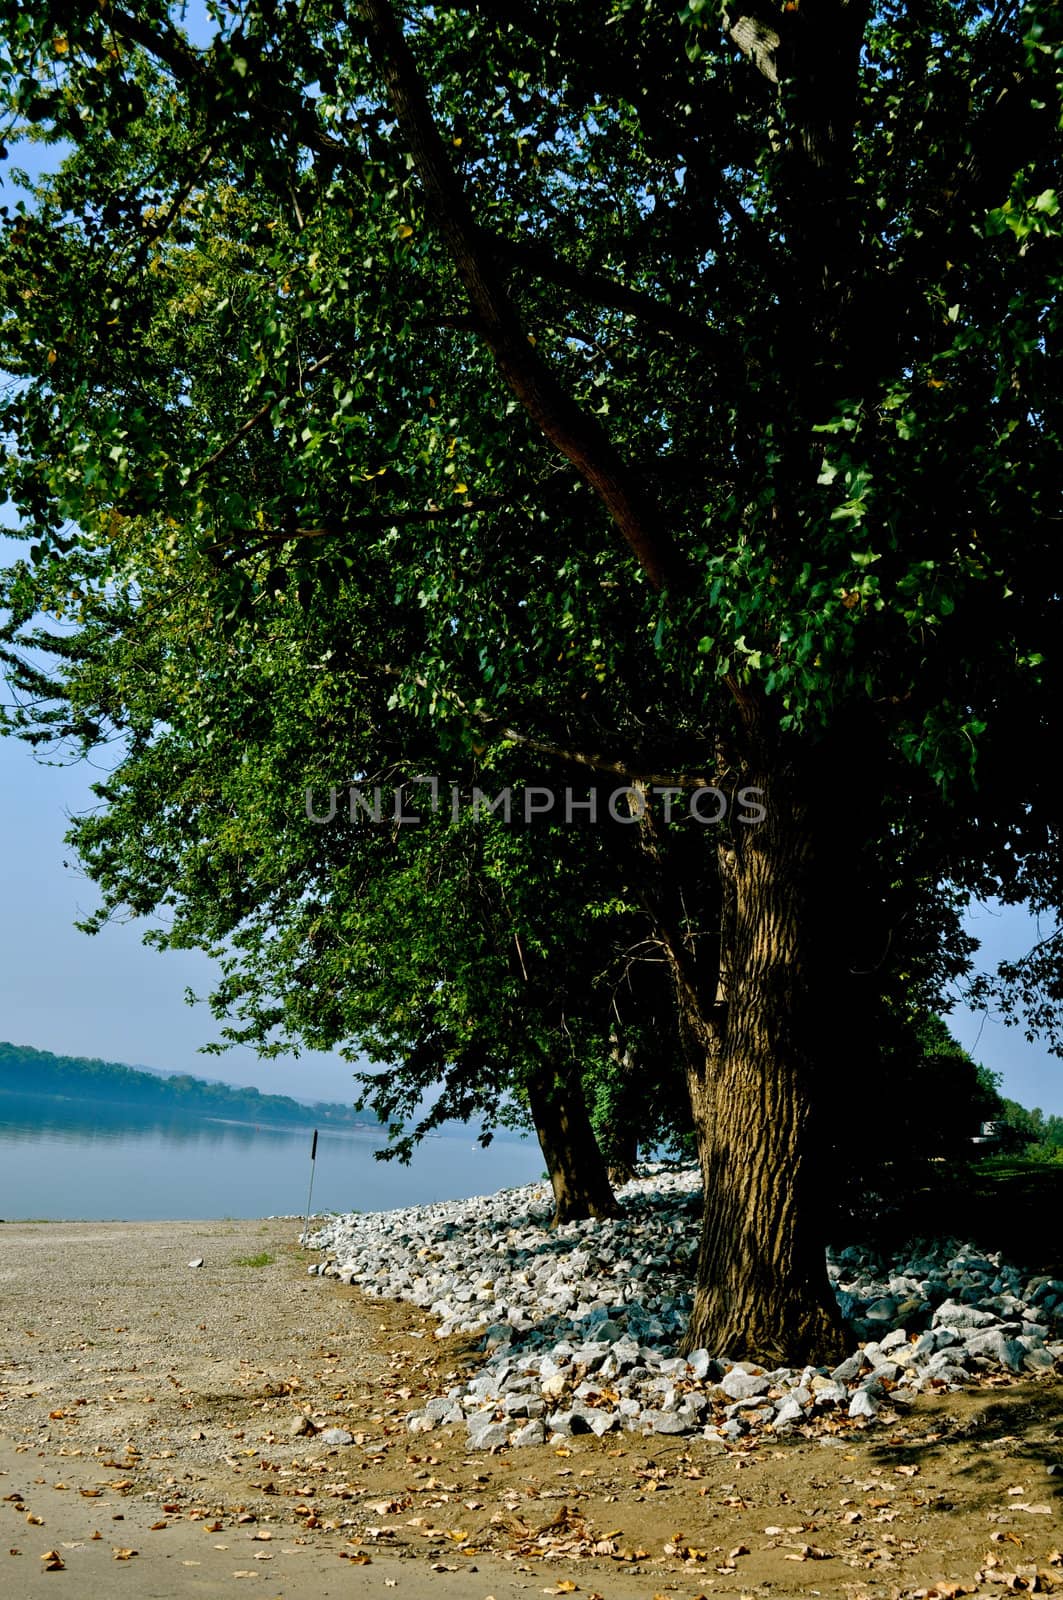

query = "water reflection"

[
  {"left": 0, "top": 1091, "right": 341, "bottom": 1148},
  {"left": 0, "top": 1091, "right": 543, "bottom": 1220}
]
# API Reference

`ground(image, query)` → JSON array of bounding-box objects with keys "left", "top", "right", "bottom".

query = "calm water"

[{"left": 0, "top": 1095, "right": 545, "bottom": 1220}]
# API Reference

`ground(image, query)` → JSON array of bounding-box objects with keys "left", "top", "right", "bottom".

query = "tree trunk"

[
  {"left": 603, "top": 1032, "right": 640, "bottom": 1185},
  {"left": 607, "top": 1131, "right": 639, "bottom": 1189},
  {"left": 637, "top": 759, "right": 849, "bottom": 1368},
  {"left": 676, "top": 773, "right": 848, "bottom": 1366},
  {"left": 526, "top": 1064, "right": 621, "bottom": 1226}
]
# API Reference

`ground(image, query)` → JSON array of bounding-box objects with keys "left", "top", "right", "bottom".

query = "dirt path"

[{"left": 1, "top": 1218, "right": 1061, "bottom": 1598}]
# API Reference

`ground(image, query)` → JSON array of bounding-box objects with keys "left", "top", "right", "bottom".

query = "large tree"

[{"left": 1, "top": 0, "right": 1060, "bottom": 1362}]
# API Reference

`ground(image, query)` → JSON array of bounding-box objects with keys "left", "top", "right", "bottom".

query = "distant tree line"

[
  {"left": 0, "top": 1041, "right": 370, "bottom": 1130},
  {"left": 991, "top": 1097, "right": 1063, "bottom": 1161},
  {"left": 905, "top": 1020, "right": 1063, "bottom": 1165}
]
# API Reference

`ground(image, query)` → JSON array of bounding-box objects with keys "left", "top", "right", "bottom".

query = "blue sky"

[
  {"left": 0, "top": 692, "right": 367, "bottom": 1103},
  {"left": 949, "top": 902, "right": 1063, "bottom": 1112}
]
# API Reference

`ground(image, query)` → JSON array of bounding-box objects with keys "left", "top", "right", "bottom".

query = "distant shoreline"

[
  {"left": 0, "top": 1037, "right": 372, "bottom": 1131},
  {"left": 0, "top": 1083, "right": 377, "bottom": 1136},
  {"left": 0, "top": 1084, "right": 534, "bottom": 1146}
]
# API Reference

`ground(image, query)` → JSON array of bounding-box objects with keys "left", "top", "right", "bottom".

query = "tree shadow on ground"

[{"left": 864, "top": 1380, "right": 1063, "bottom": 1520}]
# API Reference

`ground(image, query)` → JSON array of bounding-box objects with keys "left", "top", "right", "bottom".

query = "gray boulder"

[
  {"left": 931, "top": 1299, "right": 1000, "bottom": 1330},
  {"left": 510, "top": 1419, "right": 546, "bottom": 1447},
  {"left": 468, "top": 1419, "right": 510, "bottom": 1449},
  {"left": 720, "top": 1368, "right": 770, "bottom": 1400},
  {"left": 963, "top": 1328, "right": 1026, "bottom": 1372}
]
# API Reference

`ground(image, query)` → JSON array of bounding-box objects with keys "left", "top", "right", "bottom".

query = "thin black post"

[{"left": 301, "top": 1128, "right": 319, "bottom": 1245}]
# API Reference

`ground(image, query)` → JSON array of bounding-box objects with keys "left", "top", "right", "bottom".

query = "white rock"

[
  {"left": 305, "top": 1176, "right": 1062, "bottom": 1447},
  {"left": 720, "top": 1368, "right": 769, "bottom": 1400}
]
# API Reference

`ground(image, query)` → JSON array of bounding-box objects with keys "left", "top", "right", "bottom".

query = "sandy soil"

[{"left": 1, "top": 1217, "right": 1061, "bottom": 1599}]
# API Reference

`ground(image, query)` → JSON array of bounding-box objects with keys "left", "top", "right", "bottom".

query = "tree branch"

[
  {"left": 103, "top": 0, "right": 757, "bottom": 716},
  {"left": 105, "top": 4, "right": 352, "bottom": 162},
  {"left": 107, "top": 0, "right": 688, "bottom": 589},
  {"left": 190, "top": 353, "right": 336, "bottom": 483},
  {"left": 207, "top": 498, "right": 505, "bottom": 562},
  {"left": 483, "top": 229, "right": 732, "bottom": 361},
  {"left": 723, "top": 8, "right": 782, "bottom": 84},
  {"left": 353, "top": 0, "right": 690, "bottom": 597},
  {"left": 378, "top": 666, "right": 722, "bottom": 790},
  {"left": 105, "top": 5, "right": 213, "bottom": 86}
]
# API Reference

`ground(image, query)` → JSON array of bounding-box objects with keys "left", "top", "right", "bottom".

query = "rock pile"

[{"left": 307, "top": 1165, "right": 1062, "bottom": 1449}]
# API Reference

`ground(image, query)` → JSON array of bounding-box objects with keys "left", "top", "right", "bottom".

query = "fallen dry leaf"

[
  {"left": 40, "top": 1549, "right": 65, "bottom": 1571},
  {"left": 112, "top": 1548, "right": 138, "bottom": 1560}
]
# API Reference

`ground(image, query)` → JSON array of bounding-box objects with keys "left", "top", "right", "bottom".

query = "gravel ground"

[{"left": 1, "top": 1216, "right": 1061, "bottom": 1600}]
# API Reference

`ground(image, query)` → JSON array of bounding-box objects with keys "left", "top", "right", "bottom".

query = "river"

[{"left": 0, "top": 1094, "right": 544, "bottom": 1220}]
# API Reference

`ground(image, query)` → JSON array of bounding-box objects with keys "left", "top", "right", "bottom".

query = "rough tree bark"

[
  {"left": 526, "top": 1063, "right": 621, "bottom": 1227},
  {"left": 635, "top": 753, "right": 850, "bottom": 1366},
  {"left": 680, "top": 776, "right": 848, "bottom": 1365}
]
